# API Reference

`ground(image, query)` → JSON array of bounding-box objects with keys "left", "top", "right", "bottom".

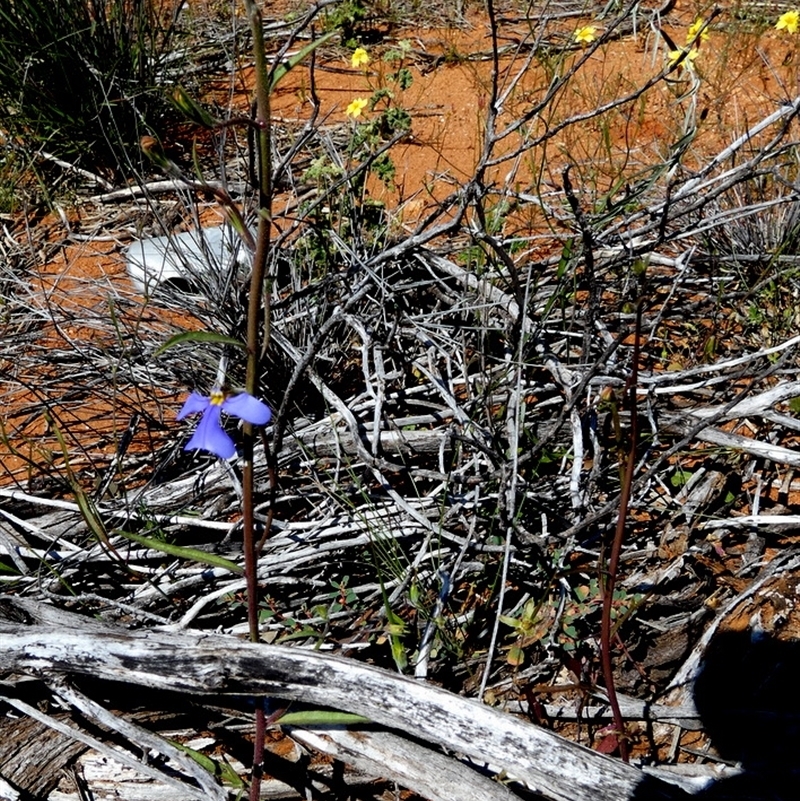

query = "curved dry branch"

[{"left": 0, "top": 597, "right": 678, "bottom": 801}]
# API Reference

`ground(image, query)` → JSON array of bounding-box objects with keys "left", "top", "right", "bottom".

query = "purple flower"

[{"left": 177, "top": 388, "right": 272, "bottom": 459}]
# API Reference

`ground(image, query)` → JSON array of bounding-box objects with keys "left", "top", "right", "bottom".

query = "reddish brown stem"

[{"left": 599, "top": 303, "right": 643, "bottom": 763}]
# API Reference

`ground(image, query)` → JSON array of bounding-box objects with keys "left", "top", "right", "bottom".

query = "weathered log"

[
  {"left": 289, "top": 727, "right": 517, "bottom": 801},
  {"left": 0, "top": 597, "right": 677, "bottom": 801}
]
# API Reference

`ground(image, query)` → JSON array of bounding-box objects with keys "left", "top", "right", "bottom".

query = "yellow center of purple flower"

[{"left": 209, "top": 388, "right": 225, "bottom": 406}]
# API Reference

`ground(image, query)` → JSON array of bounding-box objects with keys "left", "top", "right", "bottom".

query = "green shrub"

[{"left": 0, "top": 0, "right": 182, "bottom": 174}]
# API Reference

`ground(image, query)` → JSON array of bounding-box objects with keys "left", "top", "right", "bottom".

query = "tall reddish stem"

[{"left": 599, "top": 304, "right": 642, "bottom": 763}]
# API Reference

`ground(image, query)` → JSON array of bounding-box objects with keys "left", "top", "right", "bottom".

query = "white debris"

[{"left": 124, "top": 226, "right": 251, "bottom": 294}]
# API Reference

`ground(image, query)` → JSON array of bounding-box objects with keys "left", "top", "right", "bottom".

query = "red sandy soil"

[{"left": 1, "top": 3, "right": 797, "bottom": 487}]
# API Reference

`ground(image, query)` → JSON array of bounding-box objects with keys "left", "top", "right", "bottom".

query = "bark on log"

[
  {"left": 0, "top": 597, "right": 677, "bottom": 801},
  {"left": 0, "top": 711, "right": 86, "bottom": 798}
]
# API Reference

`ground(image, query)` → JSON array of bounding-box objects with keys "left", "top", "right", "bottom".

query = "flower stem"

[{"left": 242, "top": 2, "right": 273, "bottom": 799}]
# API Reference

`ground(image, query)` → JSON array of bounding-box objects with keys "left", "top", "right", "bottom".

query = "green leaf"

[
  {"left": 153, "top": 330, "right": 246, "bottom": 358},
  {"left": 47, "top": 413, "right": 116, "bottom": 553},
  {"left": 167, "top": 740, "right": 244, "bottom": 787},
  {"left": 277, "top": 710, "right": 371, "bottom": 726},
  {"left": 574, "top": 584, "right": 591, "bottom": 602},
  {"left": 277, "top": 627, "right": 325, "bottom": 643},
  {"left": 390, "top": 634, "right": 408, "bottom": 671},
  {"left": 670, "top": 468, "right": 692, "bottom": 488},
  {"left": 270, "top": 32, "right": 337, "bottom": 91},
  {"left": 170, "top": 86, "right": 218, "bottom": 128},
  {"left": 114, "top": 530, "right": 243, "bottom": 574}
]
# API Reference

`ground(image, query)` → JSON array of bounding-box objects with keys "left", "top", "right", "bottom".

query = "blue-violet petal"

[
  {"left": 184, "top": 405, "right": 236, "bottom": 459},
  {"left": 177, "top": 392, "right": 211, "bottom": 420},
  {"left": 222, "top": 392, "right": 272, "bottom": 425}
]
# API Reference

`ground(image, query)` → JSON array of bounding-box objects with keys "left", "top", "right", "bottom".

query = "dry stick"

[
  {"left": 562, "top": 165, "right": 598, "bottom": 368},
  {"left": 551, "top": 317, "right": 789, "bottom": 547},
  {"left": 290, "top": 726, "right": 518, "bottom": 801},
  {"left": 51, "top": 679, "right": 226, "bottom": 800},
  {"left": 599, "top": 96, "right": 800, "bottom": 248},
  {"left": 484, "top": 0, "right": 663, "bottom": 164},
  {"left": 242, "top": 2, "right": 273, "bottom": 799},
  {"left": 599, "top": 303, "right": 643, "bottom": 763}
]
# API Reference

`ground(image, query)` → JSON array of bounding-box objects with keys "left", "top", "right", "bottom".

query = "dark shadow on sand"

[{"left": 633, "top": 628, "right": 800, "bottom": 800}]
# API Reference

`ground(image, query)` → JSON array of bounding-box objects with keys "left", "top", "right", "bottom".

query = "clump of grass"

[
  {"left": 0, "top": 0, "right": 182, "bottom": 175},
  {"left": 0, "top": 147, "right": 24, "bottom": 214}
]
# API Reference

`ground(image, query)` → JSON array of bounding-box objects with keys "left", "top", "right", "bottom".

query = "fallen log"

[{"left": 0, "top": 597, "right": 677, "bottom": 801}]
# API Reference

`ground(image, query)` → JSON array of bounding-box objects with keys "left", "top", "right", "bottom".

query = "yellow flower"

[
  {"left": 351, "top": 47, "right": 370, "bottom": 69},
  {"left": 668, "top": 47, "right": 699, "bottom": 69},
  {"left": 776, "top": 9, "right": 799, "bottom": 33},
  {"left": 686, "top": 18, "right": 710, "bottom": 43},
  {"left": 345, "top": 97, "right": 369, "bottom": 118},
  {"left": 574, "top": 25, "right": 598, "bottom": 45}
]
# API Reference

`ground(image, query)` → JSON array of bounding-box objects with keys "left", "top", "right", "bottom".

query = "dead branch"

[
  {"left": 0, "top": 597, "right": 679, "bottom": 801},
  {"left": 289, "top": 727, "right": 517, "bottom": 801}
]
